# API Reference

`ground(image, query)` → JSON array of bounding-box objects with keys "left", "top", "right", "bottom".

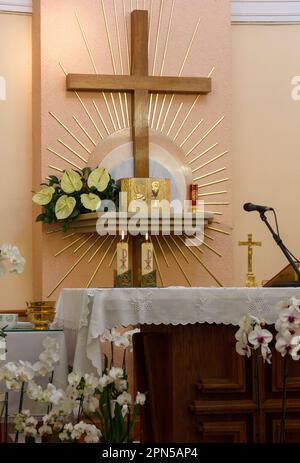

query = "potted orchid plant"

[
  {"left": 0, "top": 328, "right": 145, "bottom": 444},
  {"left": 235, "top": 296, "right": 300, "bottom": 443}
]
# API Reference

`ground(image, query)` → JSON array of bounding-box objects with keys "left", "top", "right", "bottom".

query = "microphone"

[{"left": 243, "top": 203, "right": 273, "bottom": 213}]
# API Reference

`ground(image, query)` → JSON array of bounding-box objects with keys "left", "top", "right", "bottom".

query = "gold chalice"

[{"left": 26, "top": 301, "right": 56, "bottom": 331}]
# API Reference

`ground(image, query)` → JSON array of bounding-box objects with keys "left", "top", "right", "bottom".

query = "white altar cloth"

[{"left": 54, "top": 287, "right": 300, "bottom": 374}]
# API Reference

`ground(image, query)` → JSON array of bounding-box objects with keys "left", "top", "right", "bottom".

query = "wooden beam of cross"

[{"left": 67, "top": 10, "right": 212, "bottom": 178}]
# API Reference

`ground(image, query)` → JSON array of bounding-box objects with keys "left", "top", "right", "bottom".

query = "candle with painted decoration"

[
  {"left": 117, "top": 231, "right": 129, "bottom": 275},
  {"left": 190, "top": 184, "right": 199, "bottom": 214},
  {"left": 142, "top": 233, "right": 154, "bottom": 276}
]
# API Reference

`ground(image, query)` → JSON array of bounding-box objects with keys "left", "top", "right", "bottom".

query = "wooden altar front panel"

[{"left": 134, "top": 324, "right": 300, "bottom": 443}]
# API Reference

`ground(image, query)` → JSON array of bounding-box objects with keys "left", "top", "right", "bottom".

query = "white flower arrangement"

[
  {"left": 0, "top": 243, "right": 25, "bottom": 277},
  {"left": 0, "top": 329, "right": 146, "bottom": 444},
  {"left": 235, "top": 296, "right": 300, "bottom": 443}
]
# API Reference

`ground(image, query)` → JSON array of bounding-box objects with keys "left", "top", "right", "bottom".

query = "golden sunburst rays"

[{"left": 45, "top": 1, "right": 231, "bottom": 295}]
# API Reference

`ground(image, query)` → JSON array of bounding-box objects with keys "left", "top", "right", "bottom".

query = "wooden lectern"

[{"left": 263, "top": 263, "right": 300, "bottom": 287}]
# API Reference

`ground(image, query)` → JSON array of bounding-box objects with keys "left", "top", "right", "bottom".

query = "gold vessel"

[{"left": 26, "top": 301, "right": 56, "bottom": 331}]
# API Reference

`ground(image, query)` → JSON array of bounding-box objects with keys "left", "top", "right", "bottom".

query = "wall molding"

[
  {"left": 1, "top": 2, "right": 300, "bottom": 24},
  {"left": 0, "top": 0, "right": 32, "bottom": 14},
  {"left": 232, "top": 1, "right": 300, "bottom": 24}
]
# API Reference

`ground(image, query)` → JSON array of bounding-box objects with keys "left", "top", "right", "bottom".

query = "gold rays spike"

[
  {"left": 169, "top": 235, "right": 190, "bottom": 264},
  {"left": 186, "top": 117, "right": 225, "bottom": 157},
  {"left": 73, "top": 116, "right": 98, "bottom": 146},
  {"left": 62, "top": 233, "right": 76, "bottom": 240},
  {"left": 148, "top": 0, "right": 164, "bottom": 121},
  {"left": 189, "top": 234, "right": 223, "bottom": 258},
  {"left": 150, "top": 0, "right": 175, "bottom": 129},
  {"left": 49, "top": 112, "right": 91, "bottom": 155},
  {"left": 206, "top": 211, "right": 223, "bottom": 216},
  {"left": 87, "top": 236, "right": 118, "bottom": 288},
  {"left": 153, "top": 235, "right": 170, "bottom": 267},
  {"left": 166, "top": 103, "right": 184, "bottom": 137},
  {"left": 207, "top": 226, "right": 231, "bottom": 236},
  {"left": 88, "top": 235, "right": 111, "bottom": 263},
  {"left": 199, "top": 191, "right": 227, "bottom": 197},
  {"left": 193, "top": 167, "right": 226, "bottom": 181},
  {"left": 162, "top": 236, "right": 192, "bottom": 286},
  {"left": 149, "top": 236, "right": 165, "bottom": 286},
  {"left": 191, "top": 151, "right": 228, "bottom": 174},
  {"left": 100, "top": 0, "right": 124, "bottom": 130},
  {"left": 47, "top": 148, "right": 83, "bottom": 171},
  {"left": 180, "top": 119, "right": 203, "bottom": 149},
  {"left": 57, "top": 139, "right": 88, "bottom": 164},
  {"left": 93, "top": 101, "right": 110, "bottom": 135},
  {"left": 47, "top": 236, "right": 100, "bottom": 298},
  {"left": 54, "top": 235, "right": 86, "bottom": 257},
  {"left": 73, "top": 92, "right": 104, "bottom": 139},
  {"left": 73, "top": 234, "right": 95, "bottom": 254},
  {"left": 48, "top": 165, "right": 64, "bottom": 173},
  {"left": 177, "top": 235, "right": 223, "bottom": 287},
  {"left": 73, "top": 14, "right": 118, "bottom": 132},
  {"left": 189, "top": 143, "right": 218, "bottom": 165},
  {"left": 198, "top": 178, "right": 229, "bottom": 189},
  {"left": 205, "top": 202, "right": 230, "bottom": 206}
]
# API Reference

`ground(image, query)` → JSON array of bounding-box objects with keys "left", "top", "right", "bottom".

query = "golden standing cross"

[{"left": 239, "top": 234, "right": 262, "bottom": 287}]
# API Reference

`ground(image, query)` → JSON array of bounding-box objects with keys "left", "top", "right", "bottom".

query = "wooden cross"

[
  {"left": 239, "top": 233, "right": 262, "bottom": 275},
  {"left": 66, "top": 10, "right": 212, "bottom": 178}
]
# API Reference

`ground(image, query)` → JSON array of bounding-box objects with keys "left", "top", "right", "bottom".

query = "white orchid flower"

[
  {"left": 238, "top": 315, "right": 261, "bottom": 334},
  {"left": 6, "top": 379, "right": 22, "bottom": 391},
  {"left": 38, "top": 424, "right": 53, "bottom": 437},
  {"left": 235, "top": 340, "right": 251, "bottom": 358},
  {"left": 261, "top": 345, "right": 272, "bottom": 364},
  {"left": 43, "top": 337, "right": 59, "bottom": 351},
  {"left": 115, "top": 379, "right": 128, "bottom": 393},
  {"left": 68, "top": 372, "right": 82, "bottom": 387},
  {"left": 135, "top": 392, "right": 146, "bottom": 406},
  {"left": 248, "top": 325, "right": 273, "bottom": 349},
  {"left": 99, "top": 374, "right": 114, "bottom": 390},
  {"left": 109, "top": 367, "right": 124, "bottom": 382},
  {"left": 116, "top": 392, "right": 132, "bottom": 406}
]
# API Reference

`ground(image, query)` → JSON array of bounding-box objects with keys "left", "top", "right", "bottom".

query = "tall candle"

[
  {"left": 142, "top": 233, "right": 154, "bottom": 276},
  {"left": 117, "top": 231, "right": 129, "bottom": 275}
]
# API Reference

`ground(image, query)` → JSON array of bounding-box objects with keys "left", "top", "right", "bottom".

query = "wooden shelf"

[{"left": 69, "top": 212, "right": 214, "bottom": 235}]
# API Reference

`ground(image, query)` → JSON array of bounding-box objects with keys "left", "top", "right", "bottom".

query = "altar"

[{"left": 54, "top": 286, "right": 300, "bottom": 443}]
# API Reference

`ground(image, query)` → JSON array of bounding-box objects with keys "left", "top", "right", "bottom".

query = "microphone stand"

[{"left": 259, "top": 211, "right": 300, "bottom": 285}]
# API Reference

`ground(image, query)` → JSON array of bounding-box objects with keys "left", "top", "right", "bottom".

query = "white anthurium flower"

[
  {"left": 61, "top": 170, "right": 83, "bottom": 194},
  {"left": 235, "top": 341, "right": 251, "bottom": 358},
  {"left": 248, "top": 325, "right": 273, "bottom": 349},
  {"left": 87, "top": 167, "right": 110, "bottom": 192},
  {"left": 32, "top": 186, "right": 56, "bottom": 206},
  {"left": 116, "top": 391, "right": 132, "bottom": 406},
  {"left": 80, "top": 193, "right": 101, "bottom": 212},
  {"left": 55, "top": 195, "right": 76, "bottom": 220},
  {"left": 135, "top": 392, "right": 146, "bottom": 406}
]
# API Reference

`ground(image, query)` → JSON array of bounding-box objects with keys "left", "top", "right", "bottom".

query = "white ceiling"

[{"left": 1, "top": 1, "right": 300, "bottom": 23}]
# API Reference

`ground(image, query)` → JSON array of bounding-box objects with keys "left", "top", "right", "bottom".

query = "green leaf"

[{"left": 36, "top": 214, "right": 46, "bottom": 223}]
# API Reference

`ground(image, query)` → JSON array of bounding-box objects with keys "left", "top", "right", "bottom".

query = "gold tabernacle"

[{"left": 119, "top": 178, "right": 170, "bottom": 210}]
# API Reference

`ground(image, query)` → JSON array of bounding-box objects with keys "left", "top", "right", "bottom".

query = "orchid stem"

[
  {"left": 15, "top": 382, "right": 25, "bottom": 443},
  {"left": 280, "top": 355, "right": 289, "bottom": 443},
  {"left": 255, "top": 351, "right": 261, "bottom": 443}
]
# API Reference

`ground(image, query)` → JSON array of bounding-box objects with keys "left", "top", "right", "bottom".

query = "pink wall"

[{"left": 33, "top": 0, "right": 232, "bottom": 300}]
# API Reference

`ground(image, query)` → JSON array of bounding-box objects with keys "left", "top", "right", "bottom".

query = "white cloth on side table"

[
  {"left": 0, "top": 330, "right": 68, "bottom": 416},
  {"left": 53, "top": 287, "right": 300, "bottom": 375}
]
